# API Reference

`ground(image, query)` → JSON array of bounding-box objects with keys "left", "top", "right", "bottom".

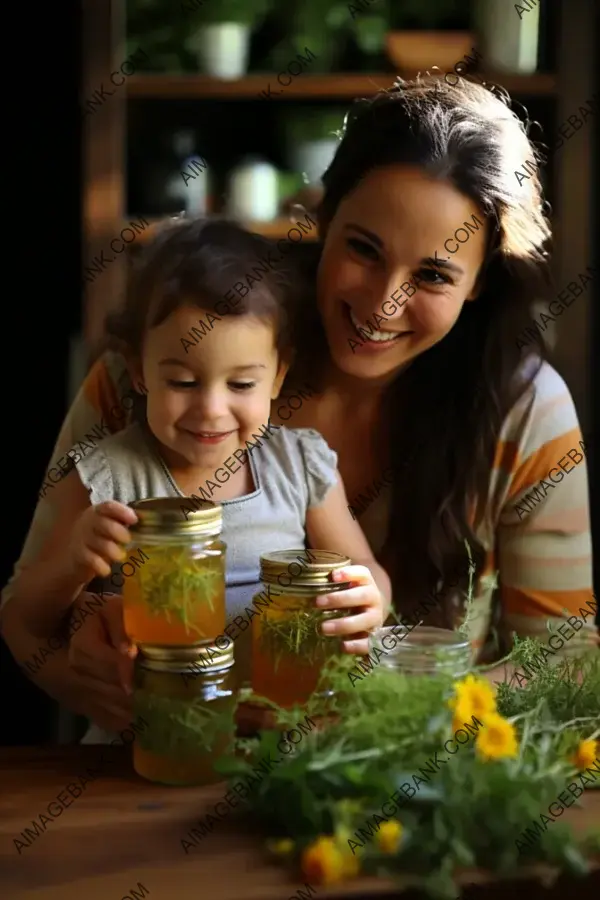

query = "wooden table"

[{"left": 1, "top": 748, "right": 598, "bottom": 900}]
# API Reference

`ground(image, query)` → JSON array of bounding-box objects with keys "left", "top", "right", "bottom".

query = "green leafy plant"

[{"left": 182, "top": 0, "right": 270, "bottom": 27}]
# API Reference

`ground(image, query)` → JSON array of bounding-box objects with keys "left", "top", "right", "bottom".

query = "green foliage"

[
  {"left": 181, "top": 0, "right": 271, "bottom": 27},
  {"left": 215, "top": 642, "right": 599, "bottom": 898},
  {"left": 135, "top": 689, "right": 235, "bottom": 755},
  {"left": 497, "top": 637, "right": 600, "bottom": 728}
]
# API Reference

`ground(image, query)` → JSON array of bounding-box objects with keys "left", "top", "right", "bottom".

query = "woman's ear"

[{"left": 271, "top": 357, "right": 291, "bottom": 399}]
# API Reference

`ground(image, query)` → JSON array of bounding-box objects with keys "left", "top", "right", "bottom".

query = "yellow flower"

[
  {"left": 301, "top": 836, "right": 347, "bottom": 886},
  {"left": 475, "top": 713, "right": 519, "bottom": 761},
  {"left": 376, "top": 819, "right": 403, "bottom": 854},
  {"left": 268, "top": 838, "right": 294, "bottom": 857},
  {"left": 448, "top": 674, "right": 497, "bottom": 720},
  {"left": 571, "top": 738, "right": 598, "bottom": 771}
]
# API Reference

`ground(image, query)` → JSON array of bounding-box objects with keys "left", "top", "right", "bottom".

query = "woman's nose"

[{"left": 380, "top": 270, "right": 415, "bottom": 318}]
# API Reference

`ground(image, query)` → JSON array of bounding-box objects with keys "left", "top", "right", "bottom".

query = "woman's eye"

[
  {"left": 168, "top": 379, "right": 197, "bottom": 388},
  {"left": 347, "top": 237, "right": 380, "bottom": 261},
  {"left": 416, "top": 268, "right": 452, "bottom": 286},
  {"left": 230, "top": 381, "right": 256, "bottom": 391}
]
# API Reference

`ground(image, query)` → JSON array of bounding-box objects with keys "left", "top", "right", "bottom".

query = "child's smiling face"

[{"left": 136, "top": 305, "right": 287, "bottom": 469}]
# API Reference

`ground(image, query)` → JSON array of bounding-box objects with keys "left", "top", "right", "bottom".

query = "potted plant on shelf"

[
  {"left": 184, "top": 0, "right": 270, "bottom": 79},
  {"left": 385, "top": 0, "right": 476, "bottom": 73},
  {"left": 283, "top": 108, "right": 347, "bottom": 187}
]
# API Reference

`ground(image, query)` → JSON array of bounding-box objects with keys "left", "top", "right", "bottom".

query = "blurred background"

[{"left": 1, "top": 0, "right": 597, "bottom": 743}]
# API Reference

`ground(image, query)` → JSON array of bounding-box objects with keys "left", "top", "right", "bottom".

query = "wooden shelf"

[
  {"left": 126, "top": 71, "right": 557, "bottom": 100},
  {"left": 130, "top": 217, "right": 320, "bottom": 243}
]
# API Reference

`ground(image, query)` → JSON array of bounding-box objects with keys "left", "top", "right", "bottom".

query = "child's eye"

[
  {"left": 229, "top": 381, "right": 256, "bottom": 391},
  {"left": 347, "top": 237, "right": 380, "bottom": 261},
  {"left": 168, "top": 379, "right": 197, "bottom": 388},
  {"left": 415, "top": 267, "right": 453, "bottom": 287}
]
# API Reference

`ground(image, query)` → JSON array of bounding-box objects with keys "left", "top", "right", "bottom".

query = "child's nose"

[{"left": 194, "top": 389, "right": 229, "bottom": 419}]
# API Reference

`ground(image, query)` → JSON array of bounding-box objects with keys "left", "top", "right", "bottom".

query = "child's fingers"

[
  {"left": 96, "top": 501, "right": 139, "bottom": 526},
  {"left": 315, "top": 585, "right": 374, "bottom": 609},
  {"left": 341, "top": 634, "right": 370, "bottom": 655},
  {"left": 84, "top": 538, "right": 131, "bottom": 571},
  {"left": 322, "top": 608, "right": 378, "bottom": 636},
  {"left": 330, "top": 565, "right": 373, "bottom": 587},
  {"left": 92, "top": 516, "right": 134, "bottom": 548},
  {"left": 77, "top": 548, "right": 115, "bottom": 578}
]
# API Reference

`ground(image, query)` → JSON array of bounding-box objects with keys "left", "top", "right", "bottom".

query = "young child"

[{"left": 19, "top": 217, "right": 391, "bottom": 737}]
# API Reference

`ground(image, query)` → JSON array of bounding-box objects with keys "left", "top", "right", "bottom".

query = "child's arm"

[
  {"left": 10, "top": 469, "right": 137, "bottom": 639},
  {"left": 306, "top": 470, "right": 392, "bottom": 655}
]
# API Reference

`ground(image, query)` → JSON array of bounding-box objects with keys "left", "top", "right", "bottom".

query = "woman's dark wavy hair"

[{"left": 306, "top": 76, "right": 553, "bottom": 625}]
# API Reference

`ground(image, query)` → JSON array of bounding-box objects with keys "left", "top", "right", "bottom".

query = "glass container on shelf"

[
  {"left": 133, "top": 643, "right": 237, "bottom": 786},
  {"left": 123, "top": 498, "right": 226, "bottom": 648},
  {"left": 369, "top": 625, "right": 473, "bottom": 679},
  {"left": 252, "top": 549, "right": 350, "bottom": 708}
]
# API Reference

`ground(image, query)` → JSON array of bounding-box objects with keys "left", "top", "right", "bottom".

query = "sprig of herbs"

[
  {"left": 134, "top": 689, "right": 235, "bottom": 756},
  {"left": 258, "top": 609, "right": 344, "bottom": 670},
  {"left": 136, "top": 546, "right": 222, "bottom": 637}
]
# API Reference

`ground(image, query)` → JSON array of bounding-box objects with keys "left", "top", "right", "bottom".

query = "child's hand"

[
  {"left": 315, "top": 565, "right": 387, "bottom": 656},
  {"left": 70, "top": 501, "right": 138, "bottom": 582}
]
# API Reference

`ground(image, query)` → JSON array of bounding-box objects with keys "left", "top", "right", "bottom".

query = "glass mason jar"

[
  {"left": 132, "top": 643, "right": 236, "bottom": 786},
  {"left": 369, "top": 625, "right": 473, "bottom": 679},
  {"left": 252, "top": 549, "right": 351, "bottom": 708},
  {"left": 123, "top": 497, "right": 226, "bottom": 648}
]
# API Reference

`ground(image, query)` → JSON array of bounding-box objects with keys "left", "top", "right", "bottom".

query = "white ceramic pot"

[
  {"left": 290, "top": 139, "right": 339, "bottom": 187},
  {"left": 227, "top": 161, "right": 279, "bottom": 221},
  {"left": 474, "top": 0, "right": 540, "bottom": 74},
  {"left": 191, "top": 23, "right": 250, "bottom": 80}
]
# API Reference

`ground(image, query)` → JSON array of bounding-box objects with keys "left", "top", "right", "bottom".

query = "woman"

[{"left": 1, "top": 76, "right": 595, "bottom": 733}]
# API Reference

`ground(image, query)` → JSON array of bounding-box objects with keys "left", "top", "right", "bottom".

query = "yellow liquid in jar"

[
  {"left": 252, "top": 592, "right": 343, "bottom": 708},
  {"left": 123, "top": 544, "right": 225, "bottom": 645}
]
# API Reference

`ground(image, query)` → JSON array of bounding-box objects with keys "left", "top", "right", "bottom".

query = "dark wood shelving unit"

[{"left": 126, "top": 71, "right": 557, "bottom": 99}]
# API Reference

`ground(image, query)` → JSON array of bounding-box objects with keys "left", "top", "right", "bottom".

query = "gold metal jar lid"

[
  {"left": 259, "top": 549, "right": 351, "bottom": 588},
  {"left": 129, "top": 497, "right": 222, "bottom": 538},
  {"left": 137, "top": 642, "right": 234, "bottom": 672}
]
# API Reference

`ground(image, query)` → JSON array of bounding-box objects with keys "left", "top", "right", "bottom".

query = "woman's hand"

[
  {"left": 315, "top": 565, "right": 387, "bottom": 656},
  {"left": 68, "top": 592, "right": 137, "bottom": 732},
  {"left": 70, "top": 501, "right": 138, "bottom": 582}
]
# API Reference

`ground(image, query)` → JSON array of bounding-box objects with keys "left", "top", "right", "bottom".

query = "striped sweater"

[{"left": 2, "top": 351, "right": 597, "bottom": 659}]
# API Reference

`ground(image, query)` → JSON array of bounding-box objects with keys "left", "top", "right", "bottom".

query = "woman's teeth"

[{"left": 349, "top": 306, "right": 401, "bottom": 343}]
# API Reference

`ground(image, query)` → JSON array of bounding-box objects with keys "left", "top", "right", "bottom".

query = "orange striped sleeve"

[{"left": 491, "top": 361, "right": 596, "bottom": 655}]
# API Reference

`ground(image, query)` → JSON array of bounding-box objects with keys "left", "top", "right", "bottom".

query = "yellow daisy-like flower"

[
  {"left": 475, "top": 713, "right": 519, "bottom": 761},
  {"left": 448, "top": 674, "right": 497, "bottom": 720},
  {"left": 267, "top": 838, "right": 294, "bottom": 857},
  {"left": 301, "top": 836, "right": 347, "bottom": 886},
  {"left": 376, "top": 819, "right": 403, "bottom": 854},
  {"left": 571, "top": 738, "right": 598, "bottom": 771}
]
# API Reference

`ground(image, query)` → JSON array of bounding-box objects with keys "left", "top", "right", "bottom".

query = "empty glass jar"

[{"left": 369, "top": 625, "right": 473, "bottom": 679}]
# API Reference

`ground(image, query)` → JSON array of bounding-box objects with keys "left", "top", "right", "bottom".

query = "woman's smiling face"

[{"left": 317, "top": 165, "right": 490, "bottom": 381}]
